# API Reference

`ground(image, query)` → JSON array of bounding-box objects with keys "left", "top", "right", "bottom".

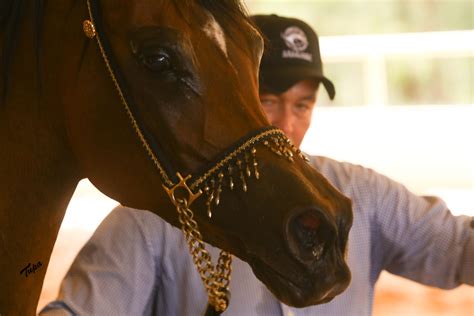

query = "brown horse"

[{"left": 0, "top": 0, "right": 353, "bottom": 314}]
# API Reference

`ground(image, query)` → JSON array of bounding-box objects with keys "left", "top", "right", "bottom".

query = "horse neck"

[
  {"left": 0, "top": 1, "right": 82, "bottom": 313},
  {"left": 0, "top": 119, "right": 79, "bottom": 313}
]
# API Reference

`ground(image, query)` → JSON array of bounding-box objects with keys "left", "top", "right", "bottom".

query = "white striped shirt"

[{"left": 41, "top": 156, "right": 474, "bottom": 316}]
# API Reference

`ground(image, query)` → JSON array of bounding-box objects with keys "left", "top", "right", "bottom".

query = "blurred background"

[{"left": 39, "top": 0, "right": 473, "bottom": 314}]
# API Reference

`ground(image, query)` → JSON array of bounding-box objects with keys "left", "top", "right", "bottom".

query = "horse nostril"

[
  {"left": 288, "top": 209, "right": 332, "bottom": 261},
  {"left": 298, "top": 212, "right": 321, "bottom": 231}
]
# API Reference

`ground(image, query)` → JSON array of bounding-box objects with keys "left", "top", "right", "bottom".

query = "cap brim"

[{"left": 260, "top": 67, "right": 335, "bottom": 100}]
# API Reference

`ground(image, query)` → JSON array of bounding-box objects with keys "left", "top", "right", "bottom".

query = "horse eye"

[{"left": 143, "top": 53, "right": 171, "bottom": 72}]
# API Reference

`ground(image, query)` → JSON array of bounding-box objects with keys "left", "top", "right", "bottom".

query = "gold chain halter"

[{"left": 83, "top": 3, "right": 308, "bottom": 313}]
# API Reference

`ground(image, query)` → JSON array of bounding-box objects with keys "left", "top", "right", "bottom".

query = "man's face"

[{"left": 260, "top": 79, "right": 319, "bottom": 148}]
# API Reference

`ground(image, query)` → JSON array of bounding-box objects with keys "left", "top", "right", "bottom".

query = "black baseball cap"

[{"left": 251, "top": 14, "right": 335, "bottom": 99}]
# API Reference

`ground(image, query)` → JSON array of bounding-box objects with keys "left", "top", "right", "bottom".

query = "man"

[{"left": 41, "top": 14, "right": 473, "bottom": 316}]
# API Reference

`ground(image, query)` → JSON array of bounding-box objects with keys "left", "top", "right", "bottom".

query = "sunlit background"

[{"left": 39, "top": 1, "right": 473, "bottom": 314}]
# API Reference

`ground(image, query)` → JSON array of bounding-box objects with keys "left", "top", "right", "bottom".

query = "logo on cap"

[{"left": 280, "top": 26, "right": 312, "bottom": 62}]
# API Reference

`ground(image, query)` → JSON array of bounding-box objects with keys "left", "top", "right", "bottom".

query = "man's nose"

[{"left": 273, "top": 107, "right": 294, "bottom": 136}]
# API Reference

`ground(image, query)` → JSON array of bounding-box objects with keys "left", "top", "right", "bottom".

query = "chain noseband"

[{"left": 83, "top": 1, "right": 308, "bottom": 313}]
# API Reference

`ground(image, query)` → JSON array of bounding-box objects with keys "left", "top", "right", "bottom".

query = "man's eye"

[
  {"left": 142, "top": 53, "right": 171, "bottom": 72},
  {"left": 296, "top": 103, "right": 310, "bottom": 111}
]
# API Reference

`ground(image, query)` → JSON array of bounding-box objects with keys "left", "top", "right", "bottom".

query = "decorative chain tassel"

[
  {"left": 175, "top": 198, "right": 232, "bottom": 314},
  {"left": 204, "top": 146, "right": 260, "bottom": 218},
  {"left": 202, "top": 132, "right": 308, "bottom": 219}
]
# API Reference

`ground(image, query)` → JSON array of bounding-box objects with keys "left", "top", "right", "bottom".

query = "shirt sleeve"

[
  {"left": 39, "top": 206, "right": 159, "bottom": 315},
  {"left": 368, "top": 169, "right": 474, "bottom": 288}
]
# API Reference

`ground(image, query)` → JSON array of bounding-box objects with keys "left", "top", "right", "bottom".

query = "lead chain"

[{"left": 175, "top": 198, "right": 232, "bottom": 313}]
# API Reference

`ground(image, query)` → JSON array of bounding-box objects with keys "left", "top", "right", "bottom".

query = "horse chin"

[{"left": 248, "top": 255, "right": 350, "bottom": 307}]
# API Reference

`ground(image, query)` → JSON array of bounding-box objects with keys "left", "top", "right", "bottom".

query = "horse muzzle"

[{"left": 235, "top": 154, "right": 353, "bottom": 307}]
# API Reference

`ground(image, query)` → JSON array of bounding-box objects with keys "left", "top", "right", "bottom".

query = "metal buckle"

[{"left": 163, "top": 173, "right": 203, "bottom": 208}]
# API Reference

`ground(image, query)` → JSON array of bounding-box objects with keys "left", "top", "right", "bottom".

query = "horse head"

[
  {"left": 64, "top": 0, "right": 353, "bottom": 308},
  {"left": 1, "top": 0, "right": 352, "bottom": 312}
]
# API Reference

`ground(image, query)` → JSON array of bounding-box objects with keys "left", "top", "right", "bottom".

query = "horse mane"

[
  {"left": 0, "top": 1, "right": 17, "bottom": 27},
  {"left": 1, "top": 0, "right": 45, "bottom": 101}
]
